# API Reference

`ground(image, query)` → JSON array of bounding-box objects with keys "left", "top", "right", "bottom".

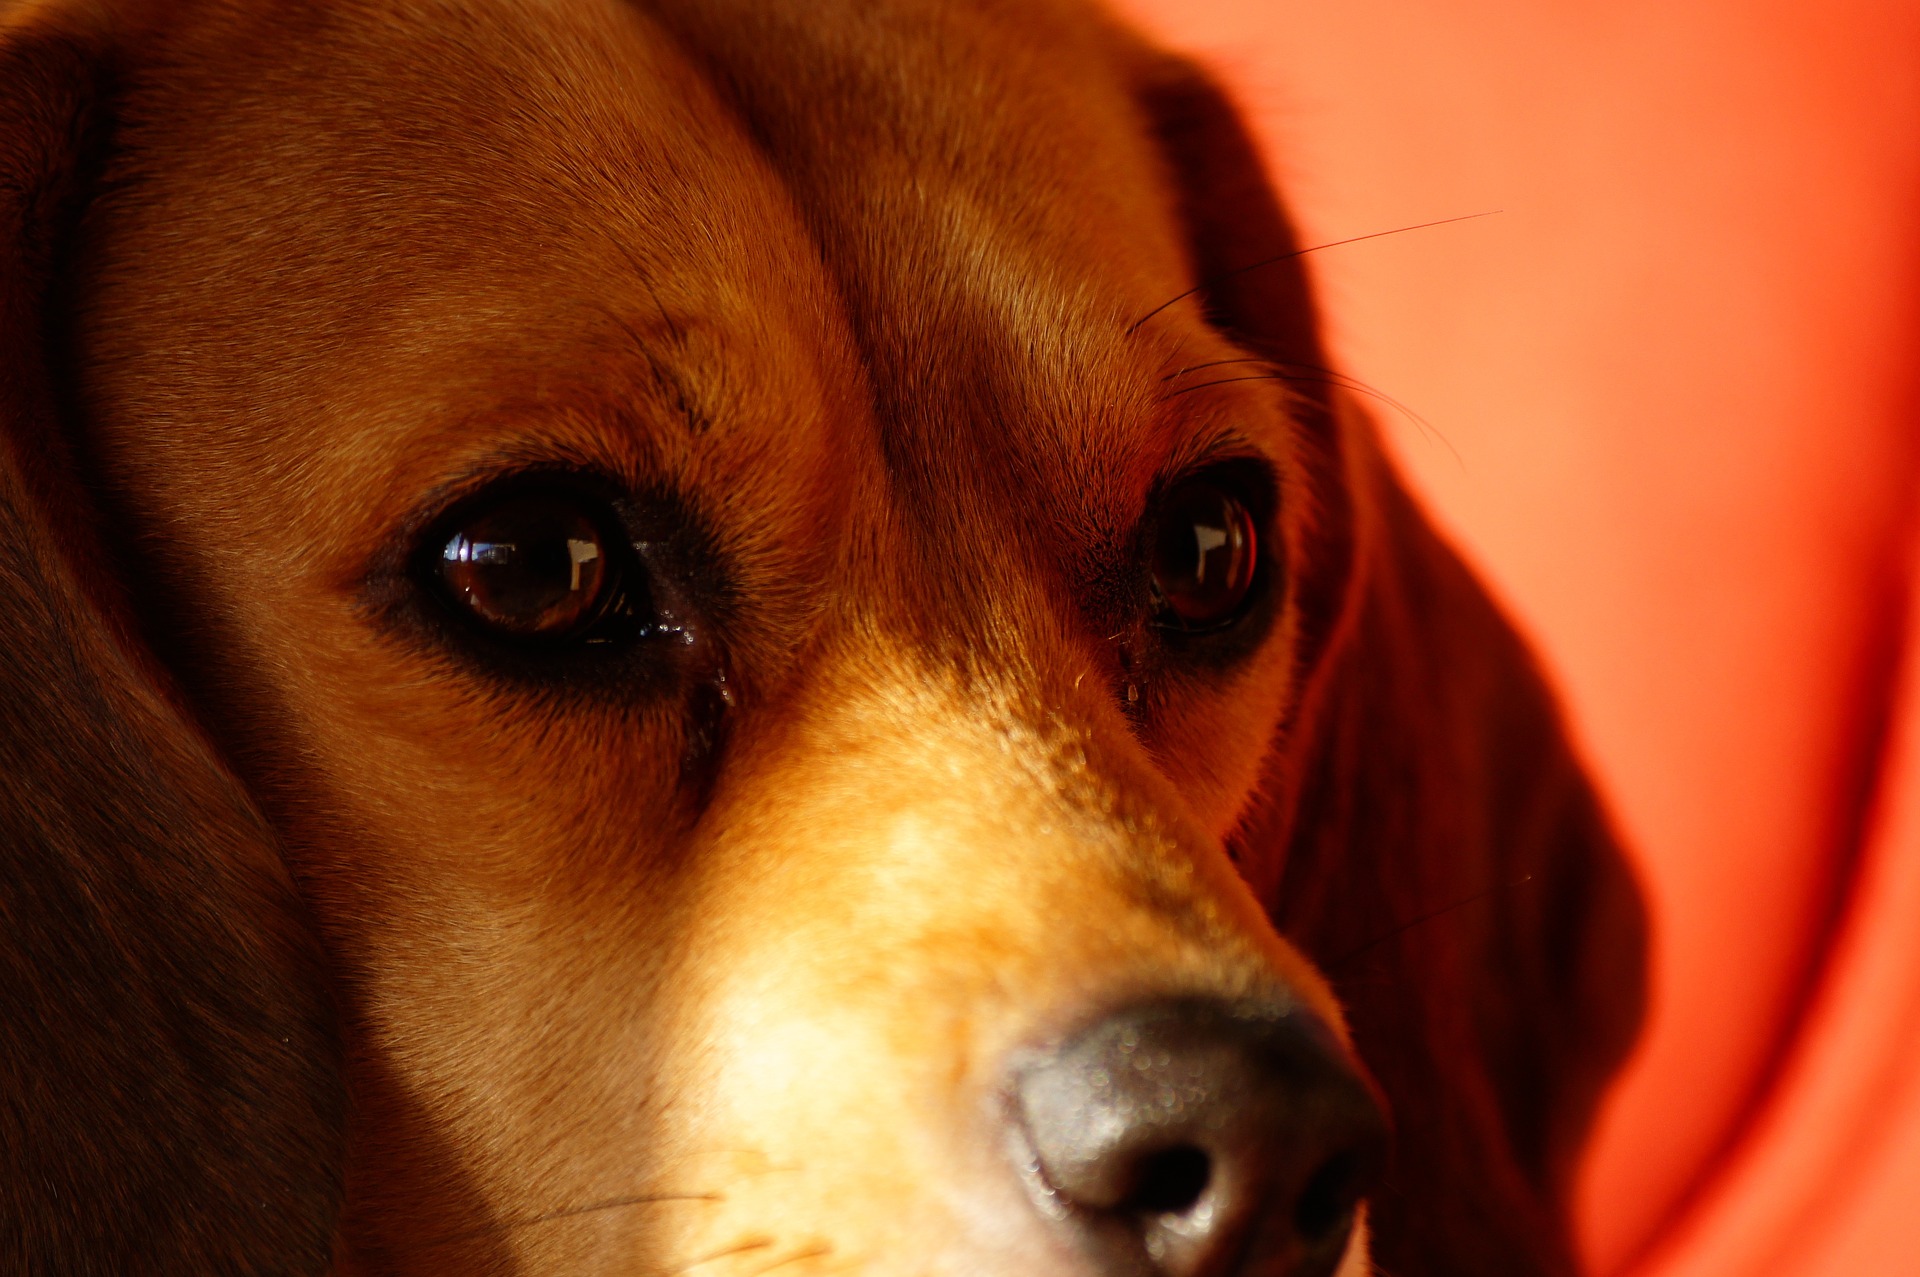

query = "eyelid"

[{"left": 1146, "top": 455, "right": 1278, "bottom": 534}]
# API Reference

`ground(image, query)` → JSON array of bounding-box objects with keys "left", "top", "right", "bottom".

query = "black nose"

[{"left": 1011, "top": 999, "right": 1387, "bottom": 1277}]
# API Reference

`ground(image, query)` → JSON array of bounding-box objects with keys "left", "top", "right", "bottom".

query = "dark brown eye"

[
  {"left": 1150, "top": 477, "right": 1259, "bottom": 631},
  {"left": 436, "top": 492, "right": 619, "bottom": 641}
]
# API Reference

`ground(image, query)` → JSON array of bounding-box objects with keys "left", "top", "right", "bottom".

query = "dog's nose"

[{"left": 1012, "top": 999, "right": 1386, "bottom": 1277}]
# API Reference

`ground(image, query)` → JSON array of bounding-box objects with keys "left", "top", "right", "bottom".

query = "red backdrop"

[{"left": 1110, "top": 1, "right": 1920, "bottom": 1272}]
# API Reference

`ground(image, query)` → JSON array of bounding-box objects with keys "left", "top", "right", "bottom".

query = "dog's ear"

[
  {"left": 0, "top": 10, "right": 345, "bottom": 1271},
  {"left": 1127, "top": 50, "right": 1648, "bottom": 1276}
]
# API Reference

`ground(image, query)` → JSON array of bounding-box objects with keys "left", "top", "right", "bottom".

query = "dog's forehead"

[
  {"left": 80, "top": 0, "right": 867, "bottom": 543},
  {"left": 83, "top": 0, "right": 1252, "bottom": 586},
  {"left": 641, "top": 0, "right": 1214, "bottom": 483}
]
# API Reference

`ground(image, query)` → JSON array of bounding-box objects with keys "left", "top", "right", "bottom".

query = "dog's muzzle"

[{"left": 1011, "top": 998, "right": 1386, "bottom": 1277}]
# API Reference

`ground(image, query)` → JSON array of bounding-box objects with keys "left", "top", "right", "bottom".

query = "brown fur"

[{"left": 0, "top": 0, "right": 1645, "bottom": 1272}]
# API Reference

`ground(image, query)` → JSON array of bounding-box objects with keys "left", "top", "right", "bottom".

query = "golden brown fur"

[{"left": 0, "top": 0, "right": 1645, "bottom": 1272}]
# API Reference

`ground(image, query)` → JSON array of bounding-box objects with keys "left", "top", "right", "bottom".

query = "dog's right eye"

[
  {"left": 430, "top": 489, "right": 644, "bottom": 644},
  {"left": 1148, "top": 475, "right": 1260, "bottom": 633}
]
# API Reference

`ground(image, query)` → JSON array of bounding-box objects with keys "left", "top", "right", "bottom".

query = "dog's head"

[{"left": 0, "top": 1, "right": 1645, "bottom": 1273}]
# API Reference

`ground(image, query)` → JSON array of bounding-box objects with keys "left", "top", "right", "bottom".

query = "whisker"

[
  {"left": 412, "top": 1190, "right": 723, "bottom": 1250},
  {"left": 1159, "top": 372, "right": 1298, "bottom": 400},
  {"left": 602, "top": 306, "right": 706, "bottom": 434},
  {"left": 1326, "top": 874, "right": 1535, "bottom": 975},
  {"left": 1161, "top": 356, "right": 1273, "bottom": 382},
  {"left": 641, "top": 276, "right": 685, "bottom": 346},
  {"left": 597, "top": 234, "right": 705, "bottom": 433},
  {"left": 1125, "top": 210, "right": 1501, "bottom": 337},
  {"left": 1159, "top": 366, "right": 1463, "bottom": 469},
  {"left": 665, "top": 1238, "right": 778, "bottom": 1274},
  {"left": 747, "top": 1241, "right": 836, "bottom": 1275},
  {"left": 604, "top": 232, "right": 686, "bottom": 345},
  {"left": 1276, "top": 372, "right": 1462, "bottom": 470}
]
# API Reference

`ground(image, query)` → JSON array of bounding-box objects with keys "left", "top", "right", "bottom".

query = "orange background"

[{"left": 1111, "top": 0, "right": 1920, "bottom": 1272}]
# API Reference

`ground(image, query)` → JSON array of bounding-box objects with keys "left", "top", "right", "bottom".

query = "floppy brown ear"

[
  {"left": 1127, "top": 50, "right": 1649, "bottom": 1276},
  {"left": 0, "top": 10, "right": 344, "bottom": 1271}
]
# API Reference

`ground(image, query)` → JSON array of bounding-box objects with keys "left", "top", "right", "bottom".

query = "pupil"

[
  {"left": 439, "top": 496, "right": 610, "bottom": 638},
  {"left": 1153, "top": 481, "right": 1255, "bottom": 628}
]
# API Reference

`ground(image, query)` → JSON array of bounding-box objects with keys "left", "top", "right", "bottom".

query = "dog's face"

[
  {"left": 1, "top": 0, "right": 1646, "bottom": 1273},
  {"left": 64, "top": 0, "right": 1368, "bottom": 1269}
]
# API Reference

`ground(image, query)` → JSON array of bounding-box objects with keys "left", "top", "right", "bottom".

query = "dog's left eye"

[
  {"left": 1149, "top": 476, "right": 1259, "bottom": 632},
  {"left": 431, "top": 490, "right": 642, "bottom": 644}
]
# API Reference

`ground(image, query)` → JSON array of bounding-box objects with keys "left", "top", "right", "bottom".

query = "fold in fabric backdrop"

[{"left": 1112, "top": 1, "right": 1920, "bottom": 1273}]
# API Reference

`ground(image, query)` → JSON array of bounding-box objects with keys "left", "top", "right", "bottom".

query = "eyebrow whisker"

[
  {"left": 605, "top": 232, "right": 686, "bottom": 346},
  {"left": 409, "top": 1190, "right": 724, "bottom": 1250},
  {"left": 1159, "top": 366, "right": 1461, "bottom": 469},
  {"left": 1160, "top": 372, "right": 1297, "bottom": 400},
  {"left": 602, "top": 306, "right": 706, "bottom": 435},
  {"left": 1161, "top": 356, "right": 1274, "bottom": 382},
  {"left": 665, "top": 1238, "right": 780, "bottom": 1274},
  {"left": 747, "top": 1242, "right": 836, "bottom": 1275},
  {"left": 1125, "top": 209, "right": 1501, "bottom": 337},
  {"left": 1326, "top": 874, "right": 1537, "bottom": 975}
]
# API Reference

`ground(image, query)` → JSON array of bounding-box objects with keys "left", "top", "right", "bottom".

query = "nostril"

[
  {"left": 1124, "top": 1144, "right": 1211, "bottom": 1216},
  {"left": 1293, "top": 1149, "right": 1366, "bottom": 1245}
]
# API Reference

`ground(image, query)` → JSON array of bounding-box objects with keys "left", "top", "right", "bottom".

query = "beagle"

[{"left": 0, "top": 0, "right": 1646, "bottom": 1273}]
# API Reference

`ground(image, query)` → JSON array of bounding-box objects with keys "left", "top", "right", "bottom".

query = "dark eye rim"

[
  {"left": 413, "top": 472, "right": 648, "bottom": 650},
  {"left": 1143, "top": 457, "right": 1280, "bottom": 642}
]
